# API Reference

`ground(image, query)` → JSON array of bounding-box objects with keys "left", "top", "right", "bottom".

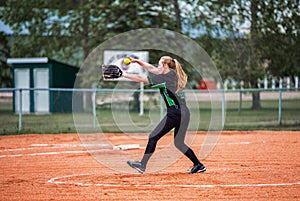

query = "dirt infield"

[{"left": 0, "top": 131, "right": 299, "bottom": 200}]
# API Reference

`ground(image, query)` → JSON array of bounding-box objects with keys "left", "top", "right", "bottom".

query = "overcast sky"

[{"left": 0, "top": 21, "right": 13, "bottom": 34}]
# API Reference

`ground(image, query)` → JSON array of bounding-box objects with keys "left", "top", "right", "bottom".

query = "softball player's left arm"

[{"left": 122, "top": 72, "right": 148, "bottom": 83}]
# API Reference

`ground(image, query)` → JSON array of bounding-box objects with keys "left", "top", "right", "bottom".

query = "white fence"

[{"left": 223, "top": 76, "right": 299, "bottom": 90}]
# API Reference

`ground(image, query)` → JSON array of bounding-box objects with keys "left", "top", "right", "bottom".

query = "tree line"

[{"left": 0, "top": 0, "right": 299, "bottom": 108}]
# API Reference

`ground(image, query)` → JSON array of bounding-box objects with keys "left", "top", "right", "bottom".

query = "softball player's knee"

[
  {"left": 148, "top": 137, "right": 158, "bottom": 145},
  {"left": 174, "top": 141, "right": 189, "bottom": 153}
]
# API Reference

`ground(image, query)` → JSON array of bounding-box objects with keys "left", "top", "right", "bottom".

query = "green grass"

[
  {"left": 223, "top": 99, "right": 300, "bottom": 130},
  {"left": 0, "top": 99, "right": 299, "bottom": 135}
]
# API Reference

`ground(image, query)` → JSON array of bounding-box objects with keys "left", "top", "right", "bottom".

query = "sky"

[{"left": 0, "top": 21, "right": 13, "bottom": 34}]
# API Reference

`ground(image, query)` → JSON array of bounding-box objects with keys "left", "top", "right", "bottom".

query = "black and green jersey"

[{"left": 148, "top": 70, "right": 186, "bottom": 108}]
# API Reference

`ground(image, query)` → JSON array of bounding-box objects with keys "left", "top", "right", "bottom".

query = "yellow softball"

[{"left": 123, "top": 57, "right": 131, "bottom": 65}]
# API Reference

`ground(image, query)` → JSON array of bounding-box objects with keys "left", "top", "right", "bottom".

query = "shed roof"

[{"left": 7, "top": 57, "right": 49, "bottom": 64}]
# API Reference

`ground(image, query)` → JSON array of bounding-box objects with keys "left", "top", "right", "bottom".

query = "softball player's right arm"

[{"left": 127, "top": 57, "right": 161, "bottom": 75}]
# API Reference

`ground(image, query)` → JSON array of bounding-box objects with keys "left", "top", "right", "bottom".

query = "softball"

[{"left": 123, "top": 57, "right": 131, "bottom": 65}]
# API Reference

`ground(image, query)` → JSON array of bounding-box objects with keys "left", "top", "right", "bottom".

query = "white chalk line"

[
  {"left": 0, "top": 143, "right": 109, "bottom": 152},
  {"left": 0, "top": 149, "right": 113, "bottom": 158},
  {"left": 0, "top": 141, "right": 253, "bottom": 158},
  {"left": 31, "top": 143, "right": 110, "bottom": 148},
  {"left": 0, "top": 143, "right": 112, "bottom": 158},
  {"left": 48, "top": 173, "right": 300, "bottom": 188}
]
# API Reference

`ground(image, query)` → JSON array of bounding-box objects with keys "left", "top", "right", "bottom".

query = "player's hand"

[{"left": 126, "top": 57, "right": 138, "bottom": 63}]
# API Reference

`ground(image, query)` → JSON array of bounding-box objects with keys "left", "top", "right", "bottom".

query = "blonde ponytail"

[
  {"left": 160, "top": 56, "right": 187, "bottom": 93},
  {"left": 173, "top": 59, "right": 187, "bottom": 93}
]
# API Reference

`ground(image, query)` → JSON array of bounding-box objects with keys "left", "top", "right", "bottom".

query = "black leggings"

[{"left": 141, "top": 105, "right": 200, "bottom": 168}]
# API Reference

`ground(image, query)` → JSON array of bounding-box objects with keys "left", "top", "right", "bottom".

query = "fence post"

[
  {"left": 92, "top": 89, "right": 96, "bottom": 129},
  {"left": 264, "top": 77, "right": 268, "bottom": 89},
  {"left": 224, "top": 79, "right": 229, "bottom": 90},
  {"left": 279, "top": 78, "right": 283, "bottom": 88},
  {"left": 222, "top": 90, "right": 225, "bottom": 127},
  {"left": 287, "top": 77, "right": 290, "bottom": 89},
  {"left": 18, "top": 89, "right": 23, "bottom": 131},
  {"left": 295, "top": 76, "right": 298, "bottom": 90},
  {"left": 272, "top": 78, "right": 276, "bottom": 89},
  {"left": 238, "top": 89, "right": 242, "bottom": 115},
  {"left": 139, "top": 82, "right": 144, "bottom": 116},
  {"left": 278, "top": 89, "right": 282, "bottom": 125},
  {"left": 160, "top": 94, "right": 164, "bottom": 120}
]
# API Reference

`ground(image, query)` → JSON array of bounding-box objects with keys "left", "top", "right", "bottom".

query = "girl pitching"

[{"left": 122, "top": 56, "right": 205, "bottom": 174}]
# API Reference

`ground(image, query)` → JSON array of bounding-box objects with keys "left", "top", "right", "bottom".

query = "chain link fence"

[{"left": 0, "top": 88, "right": 299, "bottom": 134}]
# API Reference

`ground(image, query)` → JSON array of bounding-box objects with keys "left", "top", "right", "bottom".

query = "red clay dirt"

[{"left": 0, "top": 131, "right": 299, "bottom": 200}]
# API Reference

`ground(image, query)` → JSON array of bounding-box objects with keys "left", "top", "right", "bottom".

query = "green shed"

[{"left": 7, "top": 57, "right": 80, "bottom": 114}]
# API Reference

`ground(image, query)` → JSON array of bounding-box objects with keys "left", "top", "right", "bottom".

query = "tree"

[
  {"left": 257, "top": 0, "right": 300, "bottom": 78},
  {"left": 1, "top": 0, "right": 180, "bottom": 81},
  {"left": 0, "top": 32, "right": 11, "bottom": 87},
  {"left": 1, "top": 0, "right": 85, "bottom": 65},
  {"left": 187, "top": 0, "right": 299, "bottom": 109}
]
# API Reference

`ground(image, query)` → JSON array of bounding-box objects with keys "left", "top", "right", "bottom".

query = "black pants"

[{"left": 141, "top": 105, "right": 200, "bottom": 168}]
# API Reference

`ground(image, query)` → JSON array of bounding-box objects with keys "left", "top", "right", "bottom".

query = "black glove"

[{"left": 102, "top": 65, "right": 123, "bottom": 79}]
